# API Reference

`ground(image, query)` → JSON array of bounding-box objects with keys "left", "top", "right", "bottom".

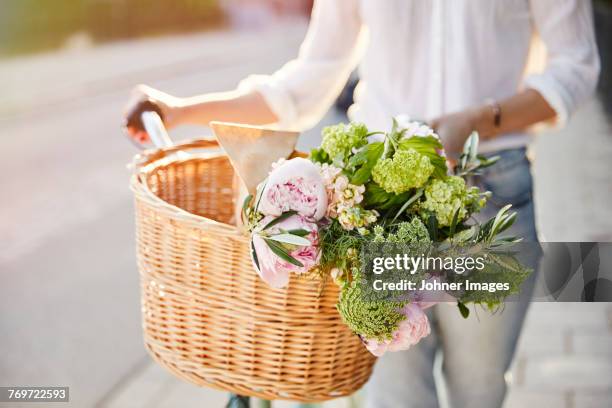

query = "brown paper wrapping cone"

[{"left": 210, "top": 122, "right": 303, "bottom": 226}]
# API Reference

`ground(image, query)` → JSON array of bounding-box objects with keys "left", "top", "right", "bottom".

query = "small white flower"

[
  {"left": 358, "top": 227, "right": 370, "bottom": 236},
  {"left": 394, "top": 115, "right": 440, "bottom": 140},
  {"left": 334, "top": 175, "right": 349, "bottom": 191}
]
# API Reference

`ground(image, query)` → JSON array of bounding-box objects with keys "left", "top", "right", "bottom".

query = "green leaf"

[
  {"left": 348, "top": 142, "right": 384, "bottom": 185},
  {"left": 268, "top": 233, "right": 311, "bottom": 246},
  {"left": 286, "top": 228, "right": 310, "bottom": 237},
  {"left": 241, "top": 194, "right": 253, "bottom": 224},
  {"left": 491, "top": 205, "right": 513, "bottom": 236},
  {"left": 457, "top": 301, "right": 470, "bottom": 319},
  {"left": 242, "top": 194, "right": 253, "bottom": 211},
  {"left": 399, "top": 135, "right": 444, "bottom": 152},
  {"left": 454, "top": 226, "right": 476, "bottom": 242},
  {"left": 264, "top": 238, "right": 304, "bottom": 267},
  {"left": 476, "top": 154, "right": 500, "bottom": 169},
  {"left": 449, "top": 207, "right": 461, "bottom": 237},
  {"left": 251, "top": 240, "right": 260, "bottom": 271},
  {"left": 363, "top": 182, "right": 411, "bottom": 211},
  {"left": 398, "top": 136, "right": 448, "bottom": 178},
  {"left": 468, "top": 132, "right": 479, "bottom": 162},
  {"left": 263, "top": 210, "right": 297, "bottom": 230},
  {"left": 309, "top": 147, "right": 331, "bottom": 164},
  {"left": 391, "top": 188, "right": 424, "bottom": 223},
  {"left": 427, "top": 214, "right": 438, "bottom": 242},
  {"left": 459, "top": 133, "right": 478, "bottom": 171},
  {"left": 254, "top": 179, "right": 268, "bottom": 212}
]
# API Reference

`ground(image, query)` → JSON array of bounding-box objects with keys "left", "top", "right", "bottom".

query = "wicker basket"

[{"left": 130, "top": 138, "right": 376, "bottom": 402}]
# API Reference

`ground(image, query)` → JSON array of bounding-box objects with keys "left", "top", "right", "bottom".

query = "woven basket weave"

[{"left": 130, "top": 138, "right": 376, "bottom": 402}]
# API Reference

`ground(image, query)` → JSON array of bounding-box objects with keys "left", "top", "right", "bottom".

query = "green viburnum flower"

[
  {"left": 372, "top": 148, "right": 434, "bottom": 194},
  {"left": 321, "top": 123, "right": 368, "bottom": 162},
  {"left": 337, "top": 278, "right": 406, "bottom": 341},
  {"left": 420, "top": 176, "right": 484, "bottom": 227}
]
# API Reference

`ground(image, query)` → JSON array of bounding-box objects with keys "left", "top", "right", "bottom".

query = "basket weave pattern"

[{"left": 131, "top": 140, "right": 376, "bottom": 402}]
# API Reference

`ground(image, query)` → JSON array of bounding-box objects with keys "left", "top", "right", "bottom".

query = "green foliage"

[
  {"left": 457, "top": 302, "right": 470, "bottom": 319},
  {"left": 319, "top": 219, "right": 366, "bottom": 272},
  {"left": 0, "top": 0, "right": 222, "bottom": 57},
  {"left": 454, "top": 132, "right": 499, "bottom": 177},
  {"left": 309, "top": 147, "right": 332, "bottom": 164},
  {"left": 320, "top": 123, "right": 369, "bottom": 163},
  {"left": 450, "top": 252, "right": 532, "bottom": 307},
  {"left": 477, "top": 205, "right": 520, "bottom": 246},
  {"left": 347, "top": 142, "right": 384, "bottom": 185},
  {"left": 363, "top": 183, "right": 412, "bottom": 212},
  {"left": 264, "top": 238, "right": 304, "bottom": 267}
]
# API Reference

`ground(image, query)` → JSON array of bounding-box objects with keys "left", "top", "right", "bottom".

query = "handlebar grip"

[
  {"left": 141, "top": 111, "right": 173, "bottom": 148},
  {"left": 125, "top": 99, "right": 164, "bottom": 132}
]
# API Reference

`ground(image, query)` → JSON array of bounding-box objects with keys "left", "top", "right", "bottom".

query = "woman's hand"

[
  {"left": 124, "top": 84, "right": 183, "bottom": 144},
  {"left": 430, "top": 89, "right": 557, "bottom": 157},
  {"left": 429, "top": 109, "right": 479, "bottom": 157}
]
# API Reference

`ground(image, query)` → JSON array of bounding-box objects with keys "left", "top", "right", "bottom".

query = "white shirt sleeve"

[
  {"left": 238, "top": 0, "right": 364, "bottom": 130},
  {"left": 524, "top": 0, "right": 600, "bottom": 127}
]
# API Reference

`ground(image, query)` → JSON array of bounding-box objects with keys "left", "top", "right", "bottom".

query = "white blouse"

[{"left": 240, "top": 0, "right": 600, "bottom": 152}]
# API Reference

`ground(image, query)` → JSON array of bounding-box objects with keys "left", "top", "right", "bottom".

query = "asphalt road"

[{"left": 0, "top": 23, "right": 310, "bottom": 407}]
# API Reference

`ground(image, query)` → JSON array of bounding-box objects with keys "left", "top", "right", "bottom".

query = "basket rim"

[{"left": 130, "top": 139, "right": 245, "bottom": 239}]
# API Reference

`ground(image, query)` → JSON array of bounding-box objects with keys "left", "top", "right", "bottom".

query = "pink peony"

[
  {"left": 251, "top": 214, "right": 320, "bottom": 289},
  {"left": 259, "top": 158, "right": 328, "bottom": 221},
  {"left": 363, "top": 303, "right": 431, "bottom": 357}
]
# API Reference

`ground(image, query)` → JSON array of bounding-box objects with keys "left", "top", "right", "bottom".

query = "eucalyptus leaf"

[
  {"left": 263, "top": 210, "right": 297, "bottom": 230},
  {"left": 241, "top": 194, "right": 253, "bottom": 223},
  {"left": 251, "top": 240, "right": 260, "bottom": 271},
  {"left": 491, "top": 205, "right": 513, "bottom": 237},
  {"left": 264, "top": 238, "right": 304, "bottom": 267},
  {"left": 454, "top": 226, "right": 476, "bottom": 242},
  {"left": 468, "top": 132, "right": 479, "bottom": 162},
  {"left": 268, "top": 233, "right": 311, "bottom": 246},
  {"left": 286, "top": 228, "right": 310, "bottom": 237},
  {"left": 254, "top": 179, "right": 268, "bottom": 212}
]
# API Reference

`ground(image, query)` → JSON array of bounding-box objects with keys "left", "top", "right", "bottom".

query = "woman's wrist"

[
  {"left": 470, "top": 103, "right": 499, "bottom": 140},
  {"left": 164, "top": 97, "right": 191, "bottom": 129}
]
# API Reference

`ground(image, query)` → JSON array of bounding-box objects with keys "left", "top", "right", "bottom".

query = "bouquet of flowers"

[{"left": 242, "top": 118, "right": 530, "bottom": 356}]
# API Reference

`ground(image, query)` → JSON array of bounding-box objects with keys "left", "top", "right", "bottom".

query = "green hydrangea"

[
  {"left": 420, "top": 176, "right": 484, "bottom": 227},
  {"left": 337, "top": 278, "right": 405, "bottom": 340},
  {"left": 372, "top": 148, "right": 434, "bottom": 194},
  {"left": 321, "top": 123, "right": 368, "bottom": 162}
]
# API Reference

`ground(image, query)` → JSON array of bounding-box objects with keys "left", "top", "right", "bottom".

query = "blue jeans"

[{"left": 365, "top": 148, "right": 539, "bottom": 408}]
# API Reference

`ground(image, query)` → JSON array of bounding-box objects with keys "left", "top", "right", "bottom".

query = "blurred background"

[{"left": 1, "top": 1, "right": 611, "bottom": 407}]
